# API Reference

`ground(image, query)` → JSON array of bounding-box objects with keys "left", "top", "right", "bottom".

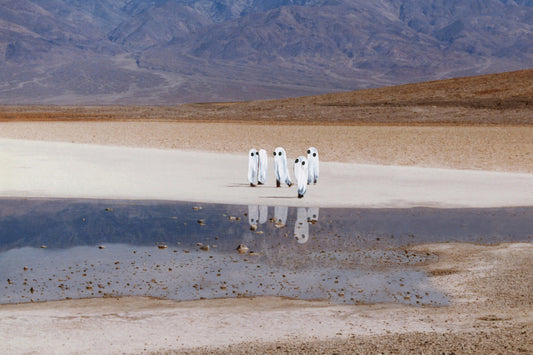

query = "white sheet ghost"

[
  {"left": 248, "top": 149, "right": 258, "bottom": 187},
  {"left": 273, "top": 147, "right": 292, "bottom": 187},
  {"left": 306, "top": 147, "right": 319, "bottom": 185},
  {"left": 274, "top": 206, "right": 288, "bottom": 228},
  {"left": 248, "top": 204, "right": 259, "bottom": 231},
  {"left": 294, "top": 207, "right": 309, "bottom": 244},
  {"left": 294, "top": 156, "right": 309, "bottom": 199},
  {"left": 258, "top": 149, "right": 268, "bottom": 185}
]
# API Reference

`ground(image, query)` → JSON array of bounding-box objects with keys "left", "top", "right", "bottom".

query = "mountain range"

[{"left": 0, "top": 0, "right": 531, "bottom": 105}]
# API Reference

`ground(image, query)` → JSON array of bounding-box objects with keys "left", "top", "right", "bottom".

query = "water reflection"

[
  {"left": 294, "top": 207, "right": 310, "bottom": 244},
  {"left": 1, "top": 198, "right": 532, "bottom": 306},
  {"left": 273, "top": 206, "right": 288, "bottom": 228}
]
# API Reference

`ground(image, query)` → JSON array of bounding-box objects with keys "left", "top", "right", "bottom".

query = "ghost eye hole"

[
  {"left": 273, "top": 152, "right": 276, "bottom": 156},
  {"left": 307, "top": 149, "right": 311, "bottom": 154},
  {"left": 302, "top": 161, "right": 306, "bottom": 165},
  {"left": 295, "top": 159, "right": 299, "bottom": 163},
  {"left": 251, "top": 152, "right": 255, "bottom": 156},
  {"left": 313, "top": 153, "right": 317, "bottom": 157}
]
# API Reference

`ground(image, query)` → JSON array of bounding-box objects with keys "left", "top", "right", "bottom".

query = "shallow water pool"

[{"left": 1, "top": 198, "right": 531, "bottom": 306}]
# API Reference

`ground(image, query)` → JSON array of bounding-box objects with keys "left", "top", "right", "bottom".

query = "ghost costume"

[
  {"left": 294, "top": 156, "right": 309, "bottom": 198},
  {"left": 273, "top": 147, "right": 292, "bottom": 187},
  {"left": 258, "top": 149, "right": 268, "bottom": 185},
  {"left": 306, "top": 147, "right": 319, "bottom": 184},
  {"left": 248, "top": 148, "right": 258, "bottom": 187},
  {"left": 294, "top": 207, "right": 309, "bottom": 244}
]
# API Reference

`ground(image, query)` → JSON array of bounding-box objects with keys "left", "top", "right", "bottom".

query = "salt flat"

[{"left": 2, "top": 138, "right": 533, "bottom": 208}]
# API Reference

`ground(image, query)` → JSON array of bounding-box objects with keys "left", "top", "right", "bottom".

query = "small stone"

[
  {"left": 40, "top": 245, "right": 47, "bottom": 249},
  {"left": 23, "top": 266, "right": 28, "bottom": 271},
  {"left": 197, "top": 219, "right": 206, "bottom": 225},
  {"left": 7, "top": 279, "right": 13, "bottom": 285},
  {"left": 236, "top": 244, "right": 249, "bottom": 254},
  {"left": 200, "top": 245, "right": 210, "bottom": 251},
  {"left": 192, "top": 206, "right": 203, "bottom": 211},
  {"left": 105, "top": 208, "right": 113, "bottom": 212},
  {"left": 98, "top": 246, "right": 105, "bottom": 249},
  {"left": 158, "top": 244, "right": 168, "bottom": 249},
  {"left": 250, "top": 224, "right": 257, "bottom": 231}
]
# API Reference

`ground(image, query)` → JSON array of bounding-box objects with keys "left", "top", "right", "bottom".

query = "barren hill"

[{"left": 1, "top": 69, "right": 531, "bottom": 125}]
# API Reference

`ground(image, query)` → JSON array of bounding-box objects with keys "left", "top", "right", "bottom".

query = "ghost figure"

[
  {"left": 273, "top": 147, "right": 292, "bottom": 187},
  {"left": 248, "top": 205, "right": 259, "bottom": 231},
  {"left": 248, "top": 149, "right": 259, "bottom": 187},
  {"left": 257, "top": 149, "right": 268, "bottom": 185},
  {"left": 294, "top": 156, "right": 309, "bottom": 199},
  {"left": 274, "top": 206, "right": 288, "bottom": 228},
  {"left": 307, "top": 207, "right": 319, "bottom": 224},
  {"left": 306, "top": 147, "right": 319, "bottom": 185},
  {"left": 294, "top": 207, "right": 309, "bottom": 244}
]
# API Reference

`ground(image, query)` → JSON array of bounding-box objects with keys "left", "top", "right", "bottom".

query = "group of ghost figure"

[{"left": 248, "top": 147, "right": 319, "bottom": 198}]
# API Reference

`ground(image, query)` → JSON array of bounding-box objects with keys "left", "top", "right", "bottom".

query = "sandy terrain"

[
  {"left": 1, "top": 242, "right": 531, "bottom": 354},
  {"left": 3, "top": 138, "right": 533, "bottom": 208},
  {"left": 1, "top": 121, "right": 533, "bottom": 173},
  {"left": 1, "top": 70, "right": 532, "bottom": 354},
  {"left": 1, "top": 130, "right": 532, "bottom": 354}
]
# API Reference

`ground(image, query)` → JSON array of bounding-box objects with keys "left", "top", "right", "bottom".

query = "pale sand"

[
  {"left": 1, "top": 121, "right": 533, "bottom": 354},
  {"left": 1, "top": 121, "right": 533, "bottom": 173},
  {"left": 1, "top": 243, "right": 531, "bottom": 354},
  {"left": 2, "top": 138, "right": 533, "bottom": 208}
]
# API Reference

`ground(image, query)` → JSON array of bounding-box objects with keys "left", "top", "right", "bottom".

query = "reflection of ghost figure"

[
  {"left": 294, "top": 156, "right": 309, "bottom": 199},
  {"left": 248, "top": 205, "right": 259, "bottom": 231},
  {"left": 258, "top": 149, "right": 268, "bottom": 185},
  {"left": 248, "top": 149, "right": 259, "bottom": 187},
  {"left": 294, "top": 207, "right": 309, "bottom": 243},
  {"left": 307, "top": 207, "right": 319, "bottom": 223},
  {"left": 274, "top": 206, "right": 288, "bottom": 228},
  {"left": 259, "top": 205, "right": 268, "bottom": 224},
  {"left": 306, "top": 147, "right": 319, "bottom": 185},
  {"left": 273, "top": 147, "right": 292, "bottom": 187}
]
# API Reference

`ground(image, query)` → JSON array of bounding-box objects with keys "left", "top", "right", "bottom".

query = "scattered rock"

[
  {"left": 23, "top": 266, "right": 28, "bottom": 271},
  {"left": 200, "top": 245, "right": 210, "bottom": 251},
  {"left": 98, "top": 246, "right": 105, "bottom": 249},
  {"left": 197, "top": 219, "right": 206, "bottom": 226},
  {"left": 236, "top": 244, "right": 249, "bottom": 254},
  {"left": 192, "top": 206, "right": 203, "bottom": 211},
  {"left": 7, "top": 279, "right": 12, "bottom": 285},
  {"left": 250, "top": 224, "right": 258, "bottom": 231},
  {"left": 105, "top": 208, "right": 113, "bottom": 212},
  {"left": 158, "top": 244, "right": 168, "bottom": 249},
  {"left": 40, "top": 245, "right": 47, "bottom": 249}
]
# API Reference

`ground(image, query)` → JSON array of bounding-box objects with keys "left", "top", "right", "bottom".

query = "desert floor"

[{"left": 1, "top": 117, "right": 532, "bottom": 354}]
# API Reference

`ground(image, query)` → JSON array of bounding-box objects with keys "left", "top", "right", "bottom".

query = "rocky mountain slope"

[{"left": 0, "top": 0, "right": 531, "bottom": 104}]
